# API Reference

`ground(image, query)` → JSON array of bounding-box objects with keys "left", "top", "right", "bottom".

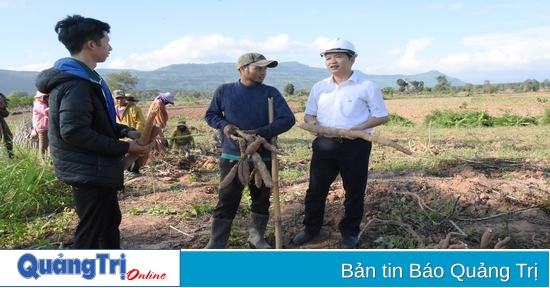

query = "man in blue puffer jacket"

[{"left": 35, "top": 15, "right": 152, "bottom": 249}]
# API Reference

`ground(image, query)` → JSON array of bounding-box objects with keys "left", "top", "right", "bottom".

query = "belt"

[{"left": 321, "top": 136, "right": 348, "bottom": 143}]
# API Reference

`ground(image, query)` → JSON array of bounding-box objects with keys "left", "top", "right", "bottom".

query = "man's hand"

[
  {"left": 305, "top": 121, "right": 322, "bottom": 136},
  {"left": 304, "top": 115, "right": 321, "bottom": 136},
  {"left": 127, "top": 139, "right": 154, "bottom": 156},
  {"left": 127, "top": 130, "right": 141, "bottom": 140},
  {"left": 223, "top": 124, "right": 238, "bottom": 138}
]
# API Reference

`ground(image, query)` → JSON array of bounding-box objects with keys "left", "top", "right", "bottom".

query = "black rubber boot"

[
  {"left": 204, "top": 218, "right": 232, "bottom": 249},
  {"left": 247, "top": 212, "right": 271, "bottom": 249}
]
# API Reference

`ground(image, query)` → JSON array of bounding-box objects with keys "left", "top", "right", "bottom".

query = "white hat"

[{"left": 320, "top": 38, "right": 357, "bottom": 57}]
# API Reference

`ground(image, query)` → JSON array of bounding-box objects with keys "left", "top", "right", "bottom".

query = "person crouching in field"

[{"left": 169, "top": 120, "right": 195, "bottom": 157}]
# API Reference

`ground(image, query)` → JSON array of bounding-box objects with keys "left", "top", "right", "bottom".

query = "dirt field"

[
  {"left": 9, "top": 95, "right": 548, "bottom": 249},
  {"left": 110, "top": 100, "right": 550, "bottom": 250}
]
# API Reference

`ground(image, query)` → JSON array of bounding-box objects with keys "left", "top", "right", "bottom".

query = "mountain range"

[{"left": 0, "top": 61, "right": 466, "bottom": 95}]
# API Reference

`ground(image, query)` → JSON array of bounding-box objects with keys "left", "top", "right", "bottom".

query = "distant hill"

[{"left": 0, "top": 62, "right": 466, "bottom": 95}]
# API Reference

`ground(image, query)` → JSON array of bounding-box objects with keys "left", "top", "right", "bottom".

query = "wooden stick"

[
  {"left": 298, "top": 123, "right": 412, "bottom": 155},
  {"left": 268, "top": 97, "right": 282, "bottom": 249}
]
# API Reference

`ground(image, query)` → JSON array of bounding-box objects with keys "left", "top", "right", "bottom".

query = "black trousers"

[
  {"left": 303, "top": 137, "right": 372, "bottom": 237},
  {"left": 212, "top": 158, "right": 272, "bottom": 219},
  {"left": 72, "top": 184, "right": 122, "bottom": 249},
  {"left": 0, "top": 118, "right": 13, "bottom": 157},
  {"left": 127, "top": 158, "right": 141, "bottom": 173}
]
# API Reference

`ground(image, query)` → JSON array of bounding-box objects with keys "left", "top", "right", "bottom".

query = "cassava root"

[
  {"left": 218, "top": 129, "right": 281, "bottom": 188},
  {"left": 122, "top": 110, "right": 159, "bottom": 170},
  {"left": 297, "top": 123, "right": 412, "bottom": 155}
]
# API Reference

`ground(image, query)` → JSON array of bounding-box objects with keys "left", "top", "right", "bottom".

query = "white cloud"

[
  {"left": 8, "top": 62, "right": 52, "bottom": 71},
  {"left": 387, "top": 38, "right": 434, "bottom": 72},
  {"left": 363, "top": 26, "right": 550, "bottom": 80},
  {"left": 13, "top": 26, "right": 550, "bottom": 84},
  {"left": 441, "top": 27, "right": 550, "bottom": 72},
  {"left": 439, "top": 53, "right": 470, "bottom": 65},
  {"left": 107, "top": 34, "right": 326, "bottom": 70},
  {"left": 386, "top": 48, "right": 402, "bottom": 56},
  {"left": 109, "top": 34, "right": 241, "bottom": 69},
  {"left": 26, "top": 50, "right": 49, "bottom": 59}
]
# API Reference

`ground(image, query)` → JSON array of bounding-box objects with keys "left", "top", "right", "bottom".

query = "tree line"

[
  {"left": 384, "top": 76, "right": 547, "bottom": 97},
  {"left": 5, "top": 72, "right": 548, "bottom": 111}
]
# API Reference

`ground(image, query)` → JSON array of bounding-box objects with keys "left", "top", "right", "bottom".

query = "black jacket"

[{"left": 35, "top": 67, "right": 130, "bottom": 190}]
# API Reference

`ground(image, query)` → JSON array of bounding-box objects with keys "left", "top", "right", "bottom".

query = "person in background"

[
  {"left": 204, "top": 52, "right": 295, "bottom": 249},
  {"left": 147, "top": 92, "right": 174, "bottom": 151},
  {"left": 124, "top": 93, "right": 139, "bottom": 104},
  {"left": 114, "top": 90, "right": 146, "bottom": 177},
  {"left": 35, "top": 14, "right": 153, "bottom": 249},
  {"left": 293, "top": 38, "right": 389, "bottom": 249},
  {"left": 210, "top": 129, "right": 222, "bottom": 151},
  {"left": 0, "top": 92, "right": 13, "bottom": 158},
  {"left": 32, "top": 91, "right": 50, "bottom": 161},
  {"left": 168, "top": 120, "right": 195, "bottom": 156}
]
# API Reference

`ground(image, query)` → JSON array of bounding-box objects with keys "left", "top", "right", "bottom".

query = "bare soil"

[
  {"left": 7, "top": 97, "right": 549, "bottom": 249},
  {"left": 112, "top": 104, "right": 550, "bottom": 250}
]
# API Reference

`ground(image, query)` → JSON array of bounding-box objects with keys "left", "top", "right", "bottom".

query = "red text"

[{"left": 126, "top": 269, "right": 167, "bottom": 280}]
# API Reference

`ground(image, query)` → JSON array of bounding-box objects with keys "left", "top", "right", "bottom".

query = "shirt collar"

[
  {"left": 327, "top": 70, "right": 357, "bottom": 84},
  {"left": 73, "top": 59, "right": 101, "bottom": 82}
]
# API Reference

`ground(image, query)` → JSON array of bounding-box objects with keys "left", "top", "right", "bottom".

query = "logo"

[{"left": 17, "top": 253, "right": 167, "bottom": 281}]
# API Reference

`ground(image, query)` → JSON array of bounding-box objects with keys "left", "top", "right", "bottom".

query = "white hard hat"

[{"left": 320, "top": 38, "right": 357, "bottom": 57}]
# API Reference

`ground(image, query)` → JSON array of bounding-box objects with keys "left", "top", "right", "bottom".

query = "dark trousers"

[
  {"left": 303, "top": 137, "right": 372, "bottom": 237},
  {"left": 37, "top": 130, "right": 49, "bottom": 159},
  {"left": 72, "top": 184, "right": 122, "bottom": 249},
  {"left": 127, "top": 158, "right": 141, "bottom": 173},
  {"left": 0, "top": 118, "right": 13, "bottom": 158},
  {"left": 212, "top": 158, "right": 272, "bottom": 219}
]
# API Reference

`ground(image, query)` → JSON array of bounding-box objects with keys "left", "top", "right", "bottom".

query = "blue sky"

[{"left": 1, "top": 0, "right": 549, "bottom": 84}]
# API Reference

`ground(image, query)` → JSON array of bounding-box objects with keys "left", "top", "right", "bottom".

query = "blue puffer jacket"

[{"left": 35, "top": 58, "right": 130, "bottom": 190}]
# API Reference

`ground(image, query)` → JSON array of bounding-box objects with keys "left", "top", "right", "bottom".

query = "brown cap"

[
  {"left": 236, "top": 53, "right": 278, "bottom": 70},
  {"left": 126, "top": 96, "right": 139, "bottom": 103}
]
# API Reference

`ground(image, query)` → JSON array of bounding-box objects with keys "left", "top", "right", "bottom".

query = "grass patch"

[
  {"left": 387, "top": 113, "right": 415, "bottom": 127},
  {"left": 424, "top": 109, "right": 539, "bottom": 128},
  {"left": 542, "top": 109, "right": 550, "bottom": 125},
  {"left": 0, "top": 149, "right": 74, "bottom": 248}
]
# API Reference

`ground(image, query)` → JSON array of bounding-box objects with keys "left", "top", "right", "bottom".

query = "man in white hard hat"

[{"left": 293, "top": 38, "right": 389, "bottom": 249}]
